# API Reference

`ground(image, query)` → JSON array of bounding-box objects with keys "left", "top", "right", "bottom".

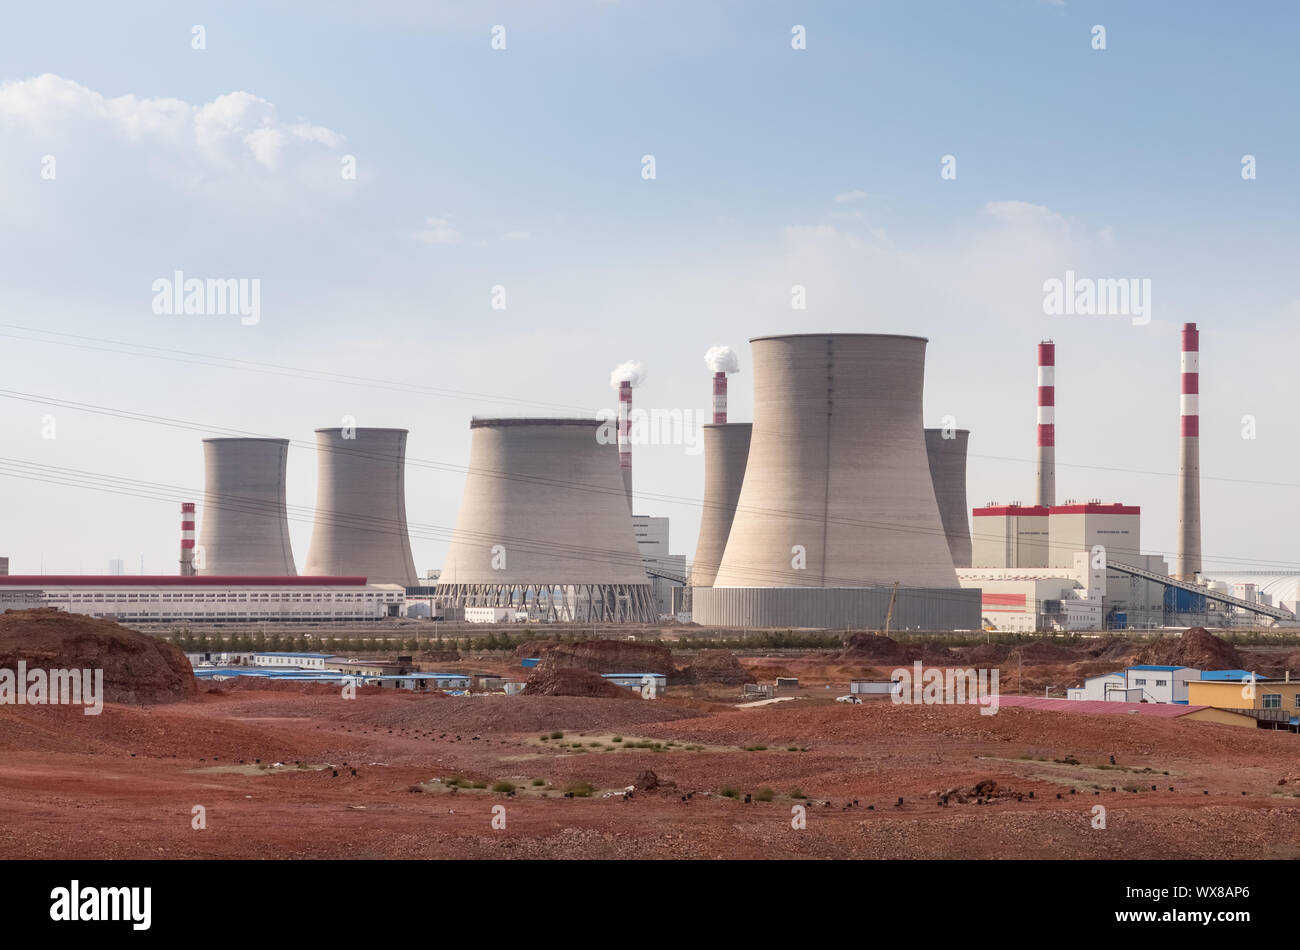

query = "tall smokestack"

[
  {"left": 712, "top": 372, "right": 727, "bottom": 423},
  {"left": 1036, "top": 340, "right": 1055, "bottom": 508},
  {"left": 179, "top": 502, "right": 196, "bottom": 576},
  {"left": 1177, "top": 323, "right": 1201, "bottom": 580},
  {"left": 609, "top": 360, "right": 646, "bottom": 513},
  {"left": 704, "top": 345, "right": 741, "bottom": 424},
  {"left": 618, "top": 380, "right": 633, "bottom": 509}
]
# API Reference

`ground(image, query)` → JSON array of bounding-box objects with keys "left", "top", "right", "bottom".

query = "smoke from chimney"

[{"left": 608, "top": 360, "right": 646, "bottom": 390}]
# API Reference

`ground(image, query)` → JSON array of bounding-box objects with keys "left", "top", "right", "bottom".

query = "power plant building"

[
  {"left": 435, "top": 418, "right": 656, "bottom": 622},
  {"left": 303, "top": 427, "right": 419, "bottom": 586},
  {"left": 0, "top": 575, "right": 405, "bottom": 623},
  {"left": 694, "top": 333, "right": 980, "bottom": 630},
  {"left": 197, "top": 438, "right": 297, "bottom": 576}
]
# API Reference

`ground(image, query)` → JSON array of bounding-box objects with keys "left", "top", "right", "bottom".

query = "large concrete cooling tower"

[
  {"left": 197, "top": 438, "right": 296, "bottom": 575},
  {"left": 694, "top": 334, "right": 979, "bottom": 630},
  {"left": 688, "top": 423, "right": 752, "bottom": 588},
  {"left": 303, "top": 428, "right": 418, "bottom": 586},
  {"left": 435, "top": 418, "right": 655, "bottom": 622},
  {"left": 924, "top": 428, "right": 973, "bottom": 569}
]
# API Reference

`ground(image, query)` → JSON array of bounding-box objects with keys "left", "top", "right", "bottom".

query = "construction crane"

[{"left": 882, "top": 581, "right": 900, "bottom": 637}]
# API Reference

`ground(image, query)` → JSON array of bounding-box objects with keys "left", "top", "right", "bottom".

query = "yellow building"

[{"left": 1187, "top": 676, "right": 1300, "bottom": 728}]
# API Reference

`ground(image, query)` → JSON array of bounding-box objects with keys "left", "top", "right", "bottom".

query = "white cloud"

[
  {"left": 833, "top": 189, "right": 869, "bottom": 203},
  {"left": 0, "top": 75, "right": 344, "bottom": 175},
  {"left": 502, "top": 230, "right": 531, "bottom": 241},
  {"left": 413, "top": 216, "right": 461, "bottom": 244}
]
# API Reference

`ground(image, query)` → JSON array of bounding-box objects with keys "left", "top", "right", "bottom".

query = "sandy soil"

[{"left": 4, "top": 682, "right": 1299, "bottom": 859}]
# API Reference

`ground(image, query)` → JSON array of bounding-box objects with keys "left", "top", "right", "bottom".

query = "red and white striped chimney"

[
  {"left": 618, "top": 380, "right": 633, "bottom": 511},
  {"left": 179, "top": 501, "right": 196, "bottom": 576},
  {"left": 1176, "top": 323, "right": 1201, "bottom": 580},
  {"left": 1036, "top": 341, "right": 1056, "bottom": 508},
  {"left": 712, "top": 371, "right": 728, "bottom": 424}
]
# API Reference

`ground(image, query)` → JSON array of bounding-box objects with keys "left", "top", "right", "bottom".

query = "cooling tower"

[
  {"left": 436, "top": 418, "right": 655, "bottom": 622},
  {"left": 303, "top": 428, "right": 418, "bottom": 586},
  {"left": 694, "top": 333, "right": 979, "bottom": 630},
  {"left": 197, "top": 438, "right": 296, "bottom": 575},
  {"left": 687, "top": 423, "right": 752, "bottom": 588},
  {"left": 924, "top": 428, "right": 972, "bottom": 569}
]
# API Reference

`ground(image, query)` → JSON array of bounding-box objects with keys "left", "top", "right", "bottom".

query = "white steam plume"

[
  {"left": 609, "top": 360, "right": 646, "bottom": 389},
  {"left": 704, "top": 345, "right": 740, "bottom": 375}
]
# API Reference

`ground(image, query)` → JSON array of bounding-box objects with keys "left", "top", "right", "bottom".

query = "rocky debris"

[
  {"left": 933, "top": 778, "right": 1013, "bottom": 805},
  {"left": 0, "top": 608, "right": 195, "bottom": 704},
  {"left": 530, "top": 639, "right": 676, "bottom": 678},
  {"left": 1135, "top": 627, "right": 1243, "bottom": 671},
  {"left": 522, "top": 667, "right": 633, "bottom": 699},
  {"left": 634, "top": 770, "right": 659, "bottom": 791},
  {"left": 676, "top": 650, "right": 755, "bottom": 686}
]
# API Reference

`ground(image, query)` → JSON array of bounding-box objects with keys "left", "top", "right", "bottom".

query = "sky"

[{"left": 0, "top": 0, "right": 1298, "bottom": 577}]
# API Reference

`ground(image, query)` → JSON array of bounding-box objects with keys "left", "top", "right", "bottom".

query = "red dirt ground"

[{"left": 3, "top": 680, "right": 1299, "bottom": 859}]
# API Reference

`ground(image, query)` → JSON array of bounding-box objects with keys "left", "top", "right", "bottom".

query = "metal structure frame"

[{"left": 436, "top": 581, "right": 656, "bottom": 623}]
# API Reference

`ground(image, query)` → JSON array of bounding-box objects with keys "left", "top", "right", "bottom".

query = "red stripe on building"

[
  {"left": 1181, "top": 416, "right": 1199, "bottom": 437},
  {"left": 1037, "top": 424, "right": 1055, "bottom": 447}
]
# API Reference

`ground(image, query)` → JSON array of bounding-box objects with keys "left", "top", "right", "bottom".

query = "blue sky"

[{"left": 1, "top": 0, "right": 1297, "bottom": 576}]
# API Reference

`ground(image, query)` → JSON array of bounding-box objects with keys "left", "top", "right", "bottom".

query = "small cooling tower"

[
  {"left": 924, "top": 428, "right": 972, "bottom": 569},
  {"left": 688, "top": 423, "right": 752, "bottom": 588},
  {"left": 303, "top": 428, "right": 418, "bottom": 586},
  {"left": 197, "top": 438, "right": 296, "bottom": 575}
]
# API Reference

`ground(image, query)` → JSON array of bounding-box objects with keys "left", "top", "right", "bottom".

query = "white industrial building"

[
  {"left": 967, "top": 502, "right": 1165, "bottom": 629},
  {"left": 0, "top": 575, "right": 407, "bottom": 623},
  {"left": 633, "top": 514, "right": 687, "bottom": 617},
  {"left": 1068, "top": 666, "right": 1202, "bottom": 703}
]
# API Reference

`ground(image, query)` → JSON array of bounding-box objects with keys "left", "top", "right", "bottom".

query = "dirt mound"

[
  {"left": 1086, "top": 636, "right": 1144, "bottom": 663},
  {"left": 0, "top": 608, "right": 195, "bottom": 704},
  {"left": 677, "top": 650, "right": 755, "bottom": 686},
  {"left": 838, "top": 633, "right": 911, "bottom": 664},
  {"left": 966, "top": 643, "right": 1013, "bottom": 665},
  {"left": 1013, "top": 641, "right": 1085, "bottom": 664},
  {"left": 1135, "top": 627, "right": 1243, "bottom": 670},
  {"left": 532, "top": 639, "right": 676, "bottom": 677},
  {"left": 512, "top": 640, "right": 560, "bottom": 659},
  {"left": 523, "top": 667, "right": 634, "bottom": 699}
]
